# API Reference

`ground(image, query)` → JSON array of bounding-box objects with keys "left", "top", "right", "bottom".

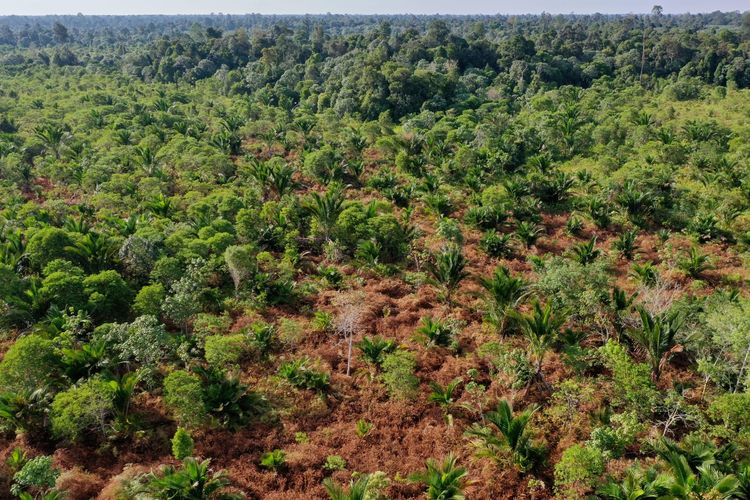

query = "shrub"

[
  {"left": 479, "top": 230, "right": 513, "bottom": 258},
  {"left": 133, "top": 283, "right": 166, "bottom": 317},
  {"left": 323, "top": 455, "right": 346, "bottom": 471},
  {"left": 204, "top": 334, "right": 249, "bottom": 370},
  {"left": 554, "top": 444, "right": 605, "bottom": 497},
  {"left": 10, "top": 455, "right": 59, "bottom": 497},
  {"left": 260, "top": 449, "right": 286, "bottom": 471},
  {"left": 171, "top": 427, "right": 194, "bottom": 460},
  {"left": 598, "top": 341, "right": 658, "bottom": 417},
  {"left": 0, "top": 335, "right": 60, "bottom": 393},
  {"left": 381, "top": 350, "right": 419, "bottom": 400},
  {"left": 588, "top": 411, "right": 642, "bottom": 459},
  {"left": 83, "top": 270, "right": 133, "bottom": 321},
  {"left": 707, "top": 393, "right": 750, "bottom": 438},
  {"left": 26, "top": 227, "right": 75, "bottom": 270},
  {"left": 98, "top": 315, "right": 174, "bottom": 374},
  {"left": 163, "top": 370, "right": 207, "bottom": 428},
  {"left": 50, "top": 377, "right": 117, "bottom": 442}
]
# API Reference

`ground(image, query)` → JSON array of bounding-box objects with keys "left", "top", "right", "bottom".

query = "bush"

[
  {"left": 324, "top": 455, "right": 346, "bottom": 471},
  {"left": 83, "top": 270, "right": 133, "bottom": 321},
  {"left": 260, "top": 449, "right": 286, "bottom": 471},
  {"left": 278, "top": 358, "right": 330, "bottom": 392},
  {"left": 98, "top": 315, "right": 174, "bottom": 374},
  {"left": 0, "top": 335, "right": 60, "bottom": 393},
  {"left": 534, "top": 256, "right": 610, "bottom": 324},
  {"left": 50, "top": 377, "right": 116, "bottom": 442},
  {"left": 381, "top": 350, "right": 419, "bottom": 400},
  {"left": 480, "top": 230, "right": 513, "bottom": 258},
  {"left": 598, "top": 341, "right": 658, "bottom": 417},
  {"left": 163, "top": 370, "right": 207, "bottom": 428},
  {"left": 171, "top": 427, "right": 194, "bottom": 460},
  {"left": 588, "top": 411, "right": 642, "bottom": 459},
  {"left": 133, "top": 283, "right": 166, "bottom": 316},
  {"left": 554, "top": 444, "right": 605, "bottom": 497},
  {"left": 10, "top": 455, "right": 59, "bottom": 497},
  {"left": 26, "top": 227, "right": 75, "bottom": 270},
  {"left": 204, "top": 334, "right": 249, "bottom": 370},
  {"left": 707, "top": 393, "right": 750, "bottom": 438}
]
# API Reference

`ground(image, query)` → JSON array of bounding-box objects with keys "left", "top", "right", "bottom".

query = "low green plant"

[
  {"left": 414, "top": 317, "right": 456, "bottom": 348},
  {"left": 381, "top": 350, "right": 419, "bottom": 400},
  {"left": 355, "top": 419, "right": 374, "bottom": 438},
  {"left": 410, "top": 454, "right": 467, "bottom": 500},
  {"left": 260, "top": 449, "right": 286, "bottom": 471},
  {"left": 171, "top": 427, "right": 195, "bottom": 460},
  {"left": 10, "top": 455, "right": 59, "bottom": 497},
  {"left": 278, "top": 358, "right": 330, "bottom": 392},
  {"left": 554, "top": 444, "right": 606, "bottom": 497},
  {"left": 324, "top": 455, "right": 347, "bottom": 471}
]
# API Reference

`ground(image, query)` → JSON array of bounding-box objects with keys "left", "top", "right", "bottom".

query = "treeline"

[{"left": 0, "top": 13, "right": 749, "bottom": 119}]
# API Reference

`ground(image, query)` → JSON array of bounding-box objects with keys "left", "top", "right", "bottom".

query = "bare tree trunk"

[
  {"left": 346, "top": 331, "right": 353, "bottom": 376},
  {"left": 734, "top": 344, "right": 750, "bottom": 393}
]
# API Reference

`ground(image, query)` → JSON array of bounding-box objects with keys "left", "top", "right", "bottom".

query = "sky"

[{"left": 3, "top": 1, "right": 748, "bottom": 16}]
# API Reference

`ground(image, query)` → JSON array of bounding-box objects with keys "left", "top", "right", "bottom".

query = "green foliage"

[
  {"left": 26, "top": 228, "right": 74, "bottom": 270},
  {"left": 414, "top": 316, "right": 457, "bottom": 349},
  {"left": 10, "top": 455, "right": 59, "bottom": 497},
  {"left": 381, "top": 350, "right": 419, "bottom": 400},
  {"left": 626, "top": 306, "right": 684, "bottom": 382},
  {"left": 534, "top": 256, "right": 610, "bottom": 324},
  {"left": 163, "top": 370, "right": 208, "bottom": 429},
  {"left": 50, "top": 376, "right": 116, "bottom": 441},
  {"left": 133, "top": 283, "right": 166, "bottom": 316},
  {"left": 479, "top": 266, "right": 528, "bottom": 334},
  {"left": 598, "top": 341, "right": 658, "bottom": 416},
  {"left": 324, "top": 455, "right": 347, "bottom": 471},
  {"left": 465, "top": 400, "right": 544, "bottom": 472},
  {"left": 554, "top": 444, "right": 605, "bottom": 496},
  {"left": 204, "top": 334, "right": 249, "bottom": 370},
  {"left": 138, "top": 457, "right": 239, "bottom": 499},
  {"left": 356, "top": 336, "right": 397, "bottom": 368},
  {"left": 355, "top": 419, "right": 374, "bottom": 439},
  {"left": 410, "top": 454, "right": 467, "bottom": 500},
  {"left": 426, "top": 244, "right": 468, "bottom": 303},
  {"left": 278, "top": 358, "right": 330, "bottom": 392},
  {"left": 0, "top": 335, "right": 60, "bottom": 394},
  {"left": 260, "top": 449, "right": 286, "bottom": 471},
  {"left": 479, "top": 230, "right": 513, "bottom": 258},
  {"left": 171, "top": 427, "right": 195, "bottom": 460}
]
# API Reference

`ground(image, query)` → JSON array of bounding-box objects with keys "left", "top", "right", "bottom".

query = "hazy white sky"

[{"left": 4, "top": 0, "right": 748, "bottom": 16}]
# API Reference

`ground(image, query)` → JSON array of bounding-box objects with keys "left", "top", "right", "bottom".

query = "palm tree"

[
  {"left": 323, "top": 474, "right": 372, "bottom": 500},
  {"left": 598, "top": 467, "right": 666, "bottom": 499},
  {"left": 479, "top": 266, "right": 528, "bottom": 334},
  {"left": 614, "top": 229, "right": 639, "bottom": 260},
  {"left": 415, "top": 317, "right": 455, "bottom": 348},
  {"left": 34, "top": 123, "right": 68, "bottom": 159},
  {"left": 140, "top": 457, "right": 241, "bottom": 499},
  {"left": 426, "top": 244, "right": 468, "bottom": 303},
  {"left": 428, "top": 377, "right": 462, "bottom": 426},
  {"left": 570, "top": 236, "right": 601, "bottom": 265},
  {"left": 66, "top": 232, "right": 115, "bottom": 272},
  {"left": 514, "top": 221, "right": 543, "bottom": 248},
  {"left": 356, "top": 336, "right": 397, "bottom": 369},
  {"left": 627, "top": 306, "right": 684, "bottom": 382},
  {"left": 510, "top": 302, "right": 565, "bottom": 386},
  {"left": 465, "top": 400, "right": 543, "bottom": 472},
  {"left": 677, "top": 247, "right": 713, "bottom": 279},
  {"left": 410, "top": 454, "right": 467, "bottom": 500},
  {"left": 305, "top": 187, "right": 345, "bottom": 242}
]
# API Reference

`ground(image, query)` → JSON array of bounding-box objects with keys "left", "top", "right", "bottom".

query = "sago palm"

[
  {"left": 305, "top": 187, "right": 345, "bottom": 242},
  {"left": 428, "top": 377, "right": 462, "bottom": 426},
  {"left": 510, "top": 301, "right": 565, "bottom": 384}
]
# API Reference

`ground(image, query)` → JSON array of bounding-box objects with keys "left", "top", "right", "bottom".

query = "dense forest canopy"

[{"left": 1, "top": 10, "right": 750, "bottom": 499}]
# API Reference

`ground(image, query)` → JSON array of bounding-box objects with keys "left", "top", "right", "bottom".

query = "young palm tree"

[
  {"left": 323, "top": 474, "right": 372, "bottom": 500},
  {"left": 465, "top": 400, "right": 543, "bottom": 472},
  {"left": 411, "top": 454, "right": 467, "bottom": 500},
  {"left": 478, "top": 266, "right": 528, "bottom": 334},
  {"left": 426, "top": 244, "right": 468, "bottom": 303},
  {"left": 415, "top": 317, "right": 456, "bottom": 348},
  {"left": 305, "top": 187, "right": 345, "bottom": 242},
  {"left": 613, "top": 229, "right": 639, "bottom": 260},
  {"left": 627, "top": 306, "right": 684, "bottom": 382},
  {"left": 428, "top": 377, "right": 462, "bottom": 426},
  {"left": 356, "top": 336, "right": 397, "bottom": 369},
  {"left": 510, "top": 302, "right": 565, "bottom": 386},
  {"left": 514, "top": 221, "right": 543, "bottom": 248},
  {"left": 597, "top": 466, "right": 666, "bottom": 499},
  {"left": 140, "top": 457, "right": 241, "bottom": 499},
  {"left": 677, "top": 247, "right": 713, "bottom": 279},
  {"left": 570, "top": 236, "right": 601, "bottom": 265},
  {"left": 630, "top": 261, "right": 659, "bottom": 286},
  {"left": 34, "top": 123, "right": 68, "bottom": 159}
]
